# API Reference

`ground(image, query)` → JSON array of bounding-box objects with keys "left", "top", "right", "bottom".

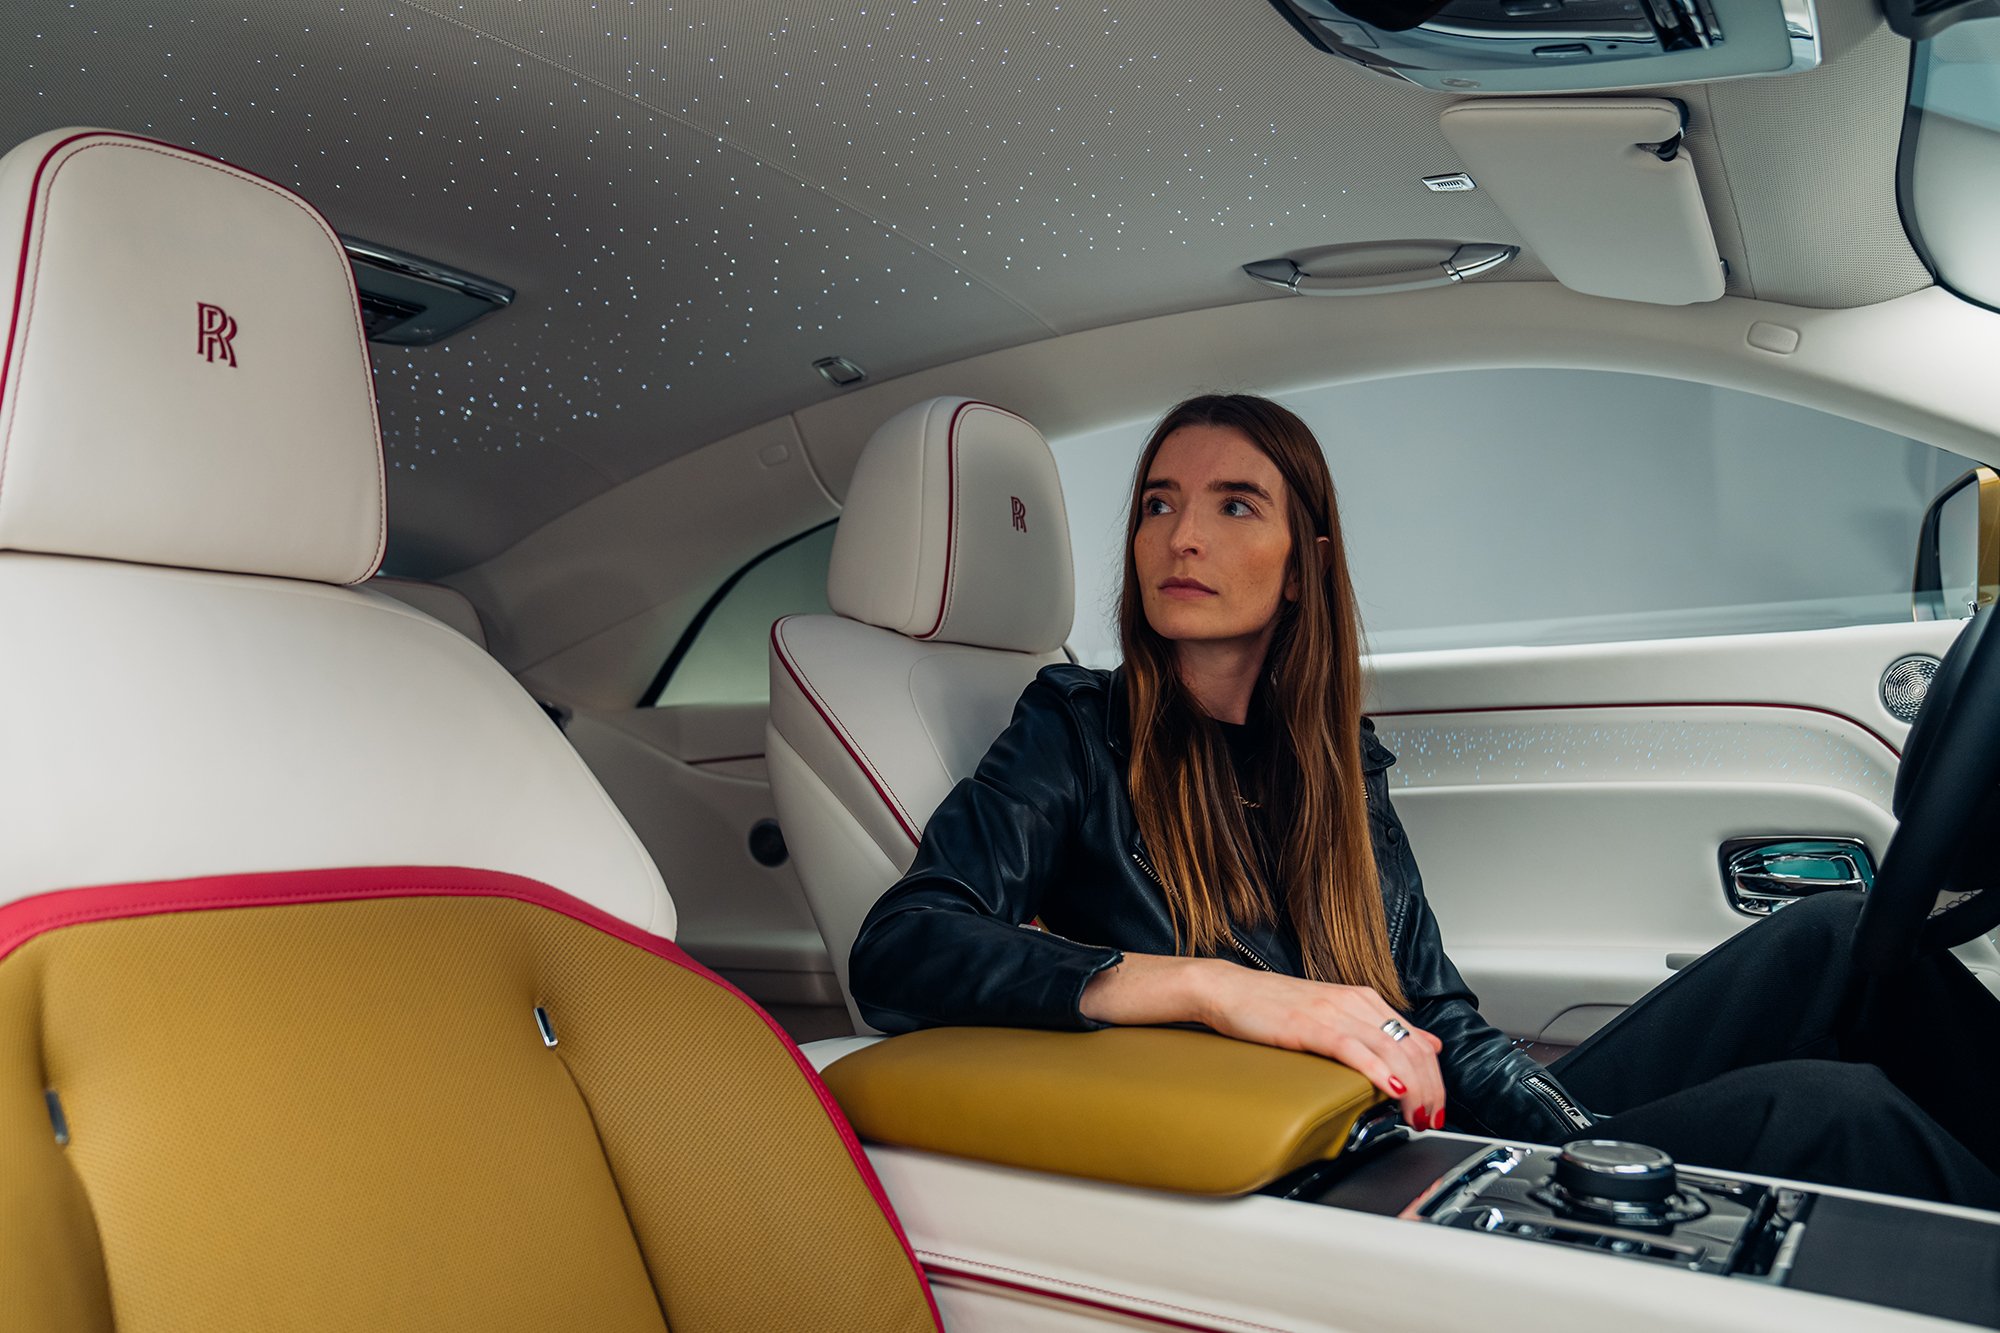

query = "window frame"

[{"left": 637, "top": 519, "right": 838, "bottom": 708}]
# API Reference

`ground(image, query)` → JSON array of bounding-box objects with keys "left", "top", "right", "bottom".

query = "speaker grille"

[{"left": 1881, "top": 654, "right": 1941, "bottom": 724}]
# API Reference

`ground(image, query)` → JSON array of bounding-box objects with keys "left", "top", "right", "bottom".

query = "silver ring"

[{"left": 1380, "top": 1018, "right": 1412, "bottom": 1042}]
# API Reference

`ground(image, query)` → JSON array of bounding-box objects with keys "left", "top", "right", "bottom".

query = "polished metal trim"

[
  {"left": 1419, "top": 16, "right": 1660, "bottom": 42},
  {"left": 1241, "top": 257, "right": 1305, "bottom": 291},
  {"left": 534, "top": 1005, "right": 558, "bottom": 1048},
  {"left": 45, "top": 1089, "right": 69, "bottom": 1146},
  {"left": 813, "top": 355, "right": 868, "bottom": 387},
  {"left": 1778, "top": 0, "right": 1821, "bottom": 74},
  {"left": 1398, "top": 1145, "right": 1530, "bottom": 1221},
  {"left": 1443, "top": 244, "right": 1518, "bottom": 281},
  {"left": 1342, "top": 1101, "right": 1412, "bottom": 1158},
  {"left": 1720, "top": 836, "right": 1875, "bottom": 917},
  {"left": 1881, "top": 653, "right": 1941, "bottom": 724},
  {"left": 341, "top": 235, "right": 515, "bottom": 308},
  {"left": 1241, "top": 244, "right": 1516, "bottom": 297}
]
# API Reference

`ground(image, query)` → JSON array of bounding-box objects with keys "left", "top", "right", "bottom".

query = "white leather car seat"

[
  {"left": 0, "top": 128, "right": 937, "bottom": 1332},
  {"left": 767, "top": 396, "right": 1077, "bottom": 1031}
]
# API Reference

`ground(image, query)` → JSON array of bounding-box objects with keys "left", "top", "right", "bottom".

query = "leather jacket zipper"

[{"left": 1130, "top": 849, "right": 1276, "bottom": 973}]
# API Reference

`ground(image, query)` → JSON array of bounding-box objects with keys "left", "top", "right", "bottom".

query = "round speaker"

[
  {"left": 1881, "top": 653, "right": 1941, "bottom": 724},
  {"left": 748, "top": 819, "right": 789, "bottom": 868}
]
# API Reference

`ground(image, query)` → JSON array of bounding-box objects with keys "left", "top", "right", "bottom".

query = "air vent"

[{"left": 341, "top": 236, "right": 513, "bottom": 346}]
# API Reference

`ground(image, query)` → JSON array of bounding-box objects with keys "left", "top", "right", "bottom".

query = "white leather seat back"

[
  {"left": 768, "top": 397, "right": 1074, "bottom": 1030},
  {"left": 0, "top": 128, "right": 672, "bottom": 934}
]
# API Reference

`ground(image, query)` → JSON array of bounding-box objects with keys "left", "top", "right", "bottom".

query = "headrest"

[
  {"left": 827, "top": 397, "right": 1073, "bottom": 653},
  {"left": 0, "top": 129, "right": 384, "bottom": 584}
]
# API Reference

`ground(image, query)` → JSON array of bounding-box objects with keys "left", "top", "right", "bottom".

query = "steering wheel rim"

[{"left": 1854, "top": 607, "right": 2000, "bottom": 972}]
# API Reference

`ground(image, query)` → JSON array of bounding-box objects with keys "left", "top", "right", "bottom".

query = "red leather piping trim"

[
  {"left": 0, "top": 131, "right": 93, "bottom": 445},
  {"left": 0, "top": 130, "right": 386, "bottom": 583},
  {"left": 0, "top": 864, "right": 943, "bottom": 1332},
  {"left": 1371, "top": 699, "right": 1902, "bottom": 759},
  {"left": 914, "top": 399, "right": 1026, "bottom": 642},
  {"left": 771, "top": 615, "right": 923, "bottom": 846},
  {"left": 922, "top": 1260, "right": 1284, "bottom": 1332}
]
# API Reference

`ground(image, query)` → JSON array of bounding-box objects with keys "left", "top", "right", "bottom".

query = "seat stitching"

[
  {"left": 771, "top": 618, "right": 921, "bottom": 845},
  {"left": 546, "top": 1043, "right": 676, "bottom": 1332}
]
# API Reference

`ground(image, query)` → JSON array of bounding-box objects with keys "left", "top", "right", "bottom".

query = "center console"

[{"left": 1292, "top": 1132, "right": 2000, "bottom": 1327}]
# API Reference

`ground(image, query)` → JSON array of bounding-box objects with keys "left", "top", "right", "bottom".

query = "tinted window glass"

[
  {"left": 1051, "top": 371, "right": 1974, "bottom": 666},
  {"left": 653, "top": 524, "right": 836, "bottom": 707}
]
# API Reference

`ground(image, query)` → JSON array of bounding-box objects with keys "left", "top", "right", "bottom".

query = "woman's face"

[{"left": 1134, "top": 423, "right": 1297, "bottom": 651}]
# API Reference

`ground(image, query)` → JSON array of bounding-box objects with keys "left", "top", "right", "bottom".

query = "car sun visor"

[{"left": 1439, "top": 97, "right": 1726, "bottom": 306}]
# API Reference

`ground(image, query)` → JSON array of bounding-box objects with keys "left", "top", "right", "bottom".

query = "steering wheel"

[{"left": 1853, "top": 606, "right": 2000, "bottom": 972}]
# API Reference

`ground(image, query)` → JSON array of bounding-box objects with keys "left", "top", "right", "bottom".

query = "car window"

[
  {"left": 649, "top": 524, "right": 836, "bottom": 707},
  {"left": 1051, "top": 370, "right": 1976, "bottom": 666}
]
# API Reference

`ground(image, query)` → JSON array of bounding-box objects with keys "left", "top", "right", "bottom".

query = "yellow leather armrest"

[{"left": 819, "top": 1026, "right": 1385, "bottom": 1197}]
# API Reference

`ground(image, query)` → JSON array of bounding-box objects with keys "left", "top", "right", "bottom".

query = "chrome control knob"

[
  {"left": 1539, "top": 1140, "right": 1709, "bottom": 1228},
  {"left": 1554, "top": 1140, "right": 1678, "bottom": 1209}
]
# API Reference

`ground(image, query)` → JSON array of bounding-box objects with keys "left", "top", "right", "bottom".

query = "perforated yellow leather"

[{"left": 0, "top": 893, "right": 935, "bottom": 1332}]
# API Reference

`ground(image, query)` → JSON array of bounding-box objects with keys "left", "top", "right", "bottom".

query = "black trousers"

[{"left": 1543, "top": 890, "right": 2000, "bottom": 1210}]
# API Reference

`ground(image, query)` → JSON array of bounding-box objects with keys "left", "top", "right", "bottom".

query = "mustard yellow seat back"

[{"left": 0, "top": 868, "right": 939, "bottom": 1333}]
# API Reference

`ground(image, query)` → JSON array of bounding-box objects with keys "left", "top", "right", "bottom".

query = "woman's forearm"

[
  {"left": 1080, "top": 954, "right": 1450, "bottom": 1127},
  {"left": 1078, "top": 951, "right": 1219, "bottom": 1026}
]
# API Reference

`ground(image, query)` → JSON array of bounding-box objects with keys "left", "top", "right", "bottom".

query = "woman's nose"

[{"left": 1170, "top": 510, "right": 1204, "bottom": 555}]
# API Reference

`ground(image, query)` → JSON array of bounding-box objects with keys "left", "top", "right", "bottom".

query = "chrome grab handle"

[{"left": 1718, "top": 837, "right": 1876, "bottom": 917}]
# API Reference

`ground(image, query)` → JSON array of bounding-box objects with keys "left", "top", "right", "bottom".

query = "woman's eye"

[
  {"left": 1222, "top": 497, "right": 1255, "bottom": 518},
  {"left": 1142, "top": 496, "right": 1172, "bottom": 517}
]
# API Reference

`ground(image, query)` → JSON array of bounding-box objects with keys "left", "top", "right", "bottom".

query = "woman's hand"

[
  {"left": 1080, "top": 954, "right": 1447, "bottom": 1128},
  {"left": 1194, "top": 963, "right": 1446, "bottom": 1128}
]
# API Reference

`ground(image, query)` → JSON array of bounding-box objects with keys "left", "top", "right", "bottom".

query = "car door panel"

[{"left": 1365, "top": 619, "right": 1999, "bottom": 1042}]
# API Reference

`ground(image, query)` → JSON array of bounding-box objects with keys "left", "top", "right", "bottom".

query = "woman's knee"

[
  {"left": 1753, "top": 1059, "right": 1913, "bottom": 1125},
  {"left": 1756, "top": 887, "right": 1865, "bottom": 945}
]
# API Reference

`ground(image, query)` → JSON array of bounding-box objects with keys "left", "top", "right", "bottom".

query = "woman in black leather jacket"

[{"left": 850, "top": 394, "right": 2000, "bottom": 1206}]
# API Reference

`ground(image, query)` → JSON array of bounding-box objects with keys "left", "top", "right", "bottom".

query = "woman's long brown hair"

[{"left": 1118, "top": 394, "right": 1405, "bottom": 1008}]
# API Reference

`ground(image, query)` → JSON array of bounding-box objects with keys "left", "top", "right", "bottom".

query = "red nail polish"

[
  {"left": 1388, "top": 1076, "right": 1408, "bottom": 1096},
  {"left": 1435, "top": 1108, "right": 1447, "bottom": 1129}
]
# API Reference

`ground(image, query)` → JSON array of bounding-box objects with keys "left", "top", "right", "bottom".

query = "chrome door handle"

[{"left": 1718, "top": 837, "right": 1876, "bottom": 917}]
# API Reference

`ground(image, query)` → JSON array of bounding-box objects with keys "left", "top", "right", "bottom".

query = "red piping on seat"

[
  {"left": 914, "top": 399, "right": 1029, "bottom": 642},
  {"left": 771, "top": 616, "right": 923, "bottom": 846},
  {"left": 0, "top": 864, "right": 943, "bottom": 1332},
  {"left": 922, "top": 1259, "right": 1283, "bottom": 1332},
  {"left": 0, "top": 130, "right": 386, "bottom": 582}
]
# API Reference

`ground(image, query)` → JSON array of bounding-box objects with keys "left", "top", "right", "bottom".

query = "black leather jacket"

[{"left": 849, "top": 663, "right": 1597, "bottom": 1143}]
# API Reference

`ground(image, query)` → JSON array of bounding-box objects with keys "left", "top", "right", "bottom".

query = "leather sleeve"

[
  {"left": 848, "top": 673, "right": 1123, "bottom": 1034},
  {"left": 1376, "top": 782, "right": 1600, "bottom": 1142}
]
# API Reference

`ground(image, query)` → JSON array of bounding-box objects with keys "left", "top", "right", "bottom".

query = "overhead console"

[{"left": 1266, "top": 0, "right": 1821, "bottom": 91}]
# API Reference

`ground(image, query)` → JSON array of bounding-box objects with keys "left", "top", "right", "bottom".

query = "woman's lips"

[{"left": 1158, "top": 577, "right": 1216, "bottom": 599}]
